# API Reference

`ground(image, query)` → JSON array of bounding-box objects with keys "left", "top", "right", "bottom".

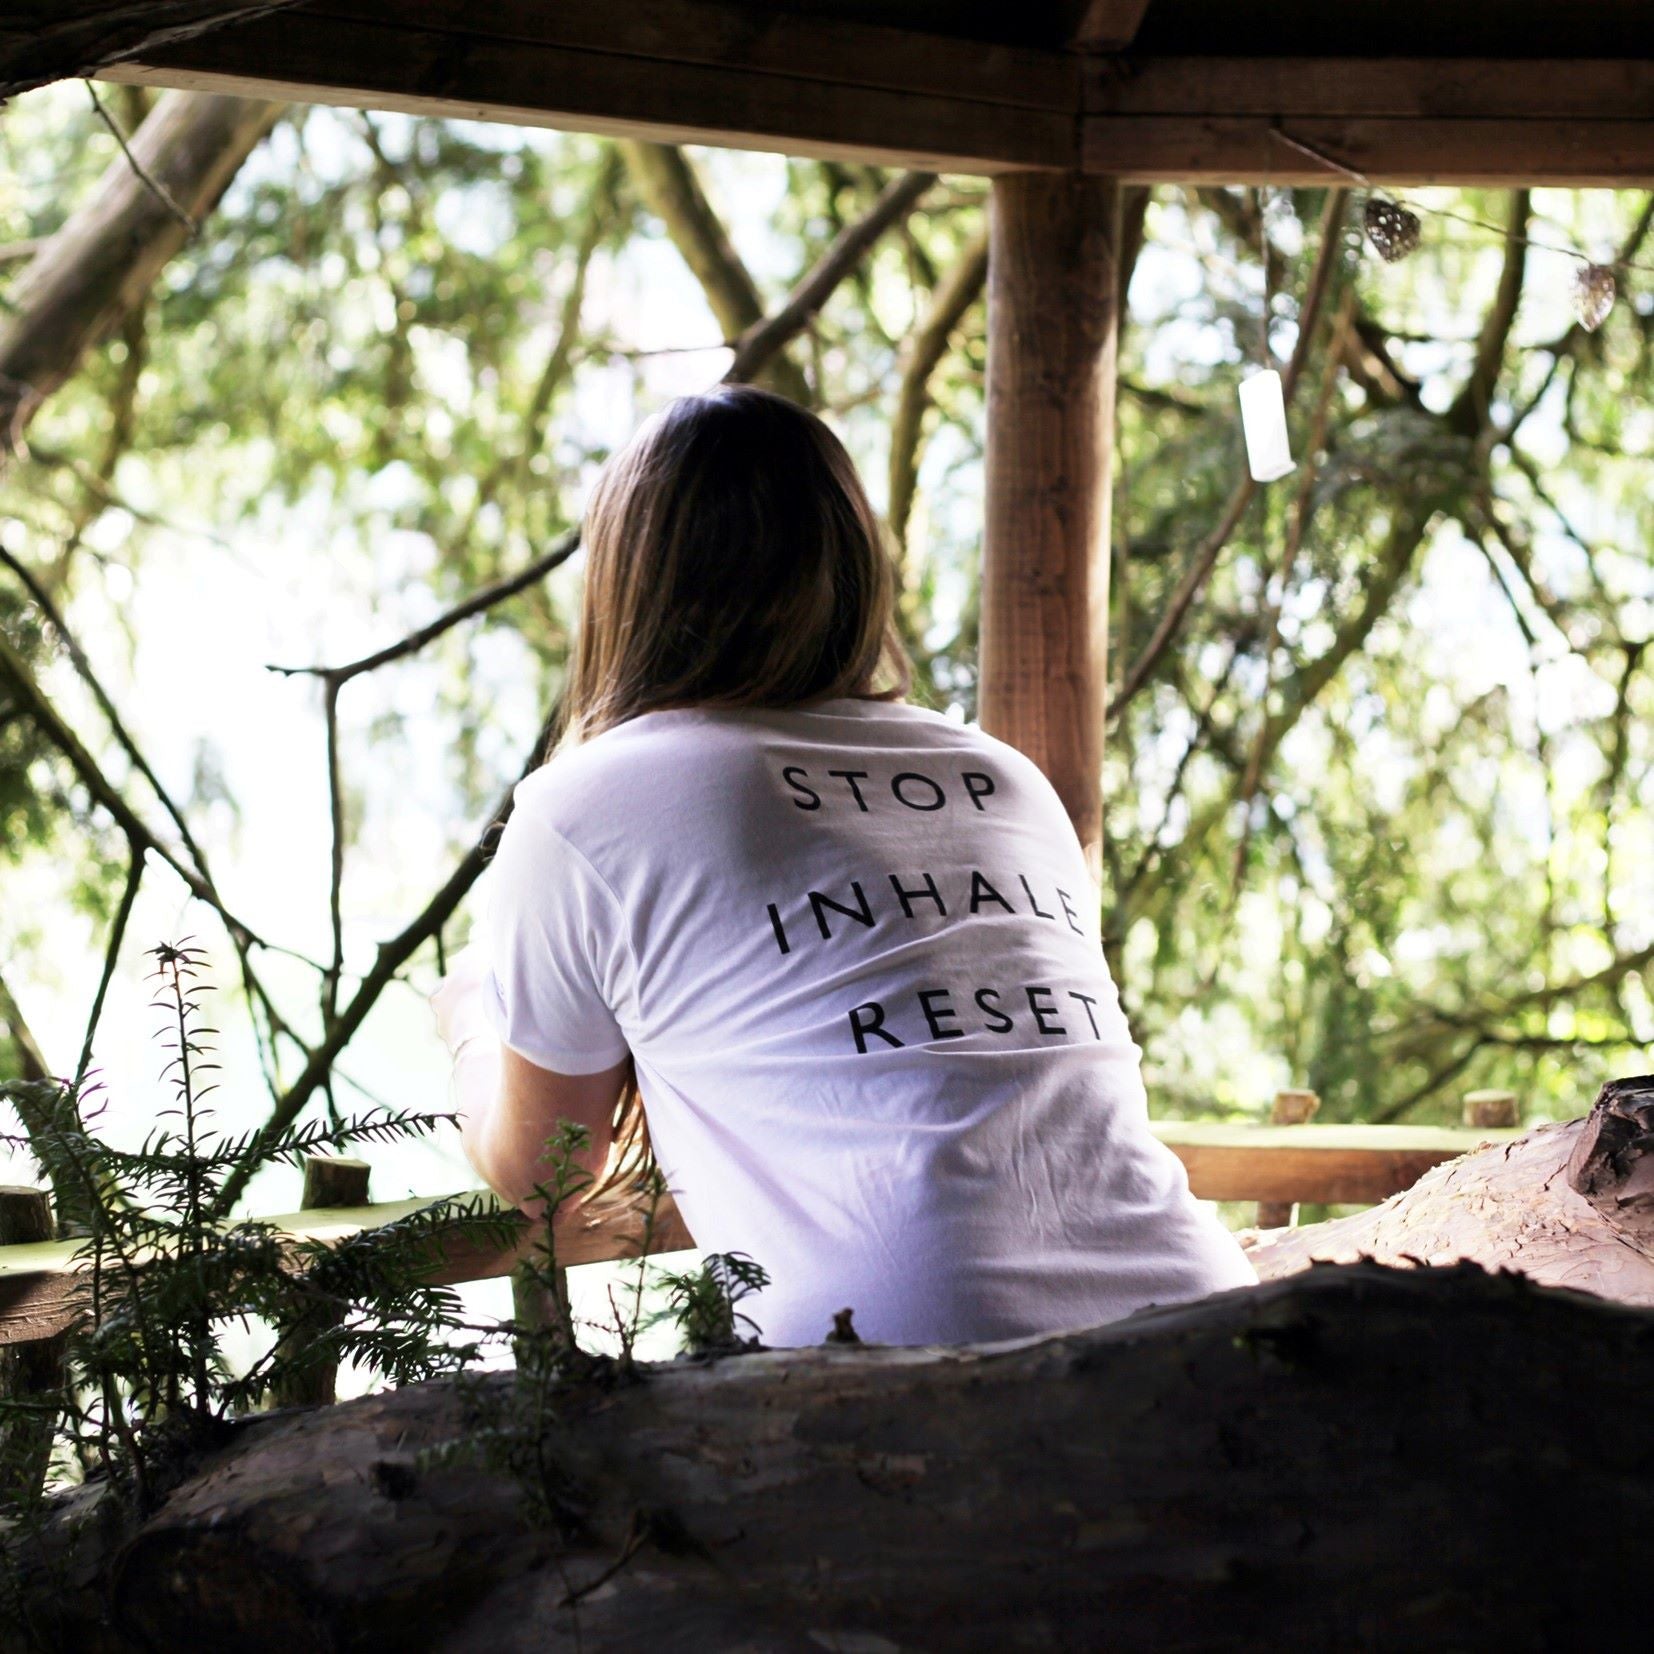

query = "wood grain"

[
  {"left": 108, "top": 12, "right": 1078, "bottom": 174},
  {"left": 980, "top": 171, "right": 1120, "bottom": 877}
]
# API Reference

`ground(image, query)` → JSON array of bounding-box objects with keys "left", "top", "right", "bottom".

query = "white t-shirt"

[{"left": 483, "top": 696, "right": 1256, "bottom": 1347}]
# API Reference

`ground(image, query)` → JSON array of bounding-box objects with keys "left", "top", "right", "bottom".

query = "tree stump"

[{"left": 269, "top": 1155, "right": 371, "bottom": 1409}]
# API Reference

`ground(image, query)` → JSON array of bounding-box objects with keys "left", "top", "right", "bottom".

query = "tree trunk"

[
  {"left": 617, "top": 140, "right": 813, "bottom": 405},
  {"left": 0, "top": 89, "right": 282, "bottom": 455},
  {"left": 1246, "top": 1075, "right": 1654, "bottom": 1304},
  {"left": 8, "top": 1259, "right": 1654, "bottom": 1652}
]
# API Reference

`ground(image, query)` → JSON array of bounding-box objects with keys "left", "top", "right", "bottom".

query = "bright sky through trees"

[{"left": 4, "top": 88, "right": 1652, "bottom": 1253}]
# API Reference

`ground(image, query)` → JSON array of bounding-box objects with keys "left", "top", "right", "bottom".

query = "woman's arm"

[
  {"left": 460, "top": 1045, "right": 628, "bottom": 1211},
  {"left": 430, "top": 942, "right": 628, "bottom": 1210}
]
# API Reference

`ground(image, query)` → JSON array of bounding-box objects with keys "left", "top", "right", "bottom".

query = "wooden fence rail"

[{"left": 0, "top": 1102, "right": 1526, "bottom": 1351}]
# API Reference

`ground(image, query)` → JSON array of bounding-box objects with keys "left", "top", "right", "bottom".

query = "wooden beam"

[
  {"left": 1081, "top": 116, "right": 1654, "bottom": 187},
  {"left": 0, "top": 1122, "right": 1522, "bottom": 1348},
  {"left": 1085, "top": 55, "right": 1654, "bottom": 120},
  {"left": 1072, "top": 0, "right": 1156, "bottom": 53},
  {"left": 108, "top": 8, "right": 1079, "bottom": 174},
  {"left": 979, "top": 171, "right": 1120, "bottom": 878},
  {"left": 1154, "top": 1120, "right": 1522, "bottom": 1206},
  {"left": 0, "top": 1185, "right": 695, "bottom": 1349},
  {"left": 109, "top": 9, "right": 1654, "bottom": 186},
  {"left": 0, "top": 0, "right": 304, "bottom": 100},
  {"left": 313, "top": 0, "right": 1078, "bottom": 114}
]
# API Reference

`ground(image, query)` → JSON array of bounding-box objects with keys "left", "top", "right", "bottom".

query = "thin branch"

[
  {"left": 211, "top": 704, "right": 562, "bottom": 1215},
  {"left": 1599, "top": 640, "right": 1645, "bottom": 940},
  {"left": 1283, "top": 190, "right": 1350, "bottom": 404},
  {"left": 724, "top": 170, "right": 936, "bottom": 387},
  {"left": 0, "top": 538, "right": 305, "bottom": 1094},
  {"left": 0, "top": 968, "right": 52, "bottom": 1082},
  {"left": 1372, "top": 1040, "right": 1487, "bottom": 1125},
  {"left": 323, "top": 678, "right": 346, "bottom": 1037},
  {"left": 0, "top": 539, "right": 209, "bottom": 871},
  {"left": 503, "top": 150, "right": 622, "bottom": 498},
  {"left": 619, "top": 140, "right": 811, "bottom": 404},
  {"left": 1107, "top": 476, "right": 1256, "bottom": 719},
  {"left": 1108, "top": 189, "right": 1350, "bottom": 722},
  {"left": 1230, "top": 285, "right": 1356, "bottom": 889},
  {"left": 75, "top": 849, "right": 144, "bottom": 1088},
  {"left": 82, "top": 81, "right": 198, "bottom": 235},
  {"left": 267, "top": 530, "right": 583, "bottom": 686},
  {"left": 1447, "top": 190, "right": 1530, "bottom": 438},
  {"left": 0, "top": 625, "right": 245, "bottom": 930},
  {"left": 887, "top": 227, "right": 988, "bottom": 554}
]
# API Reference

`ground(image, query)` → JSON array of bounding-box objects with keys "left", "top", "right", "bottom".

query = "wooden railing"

[{"left": 0, "top": 1089, "right": 1525, "bottom": 1350}]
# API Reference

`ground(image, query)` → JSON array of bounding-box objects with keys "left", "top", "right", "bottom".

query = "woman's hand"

[{"left": 428, "top": 942, "right": 495, "bottom": 1057}]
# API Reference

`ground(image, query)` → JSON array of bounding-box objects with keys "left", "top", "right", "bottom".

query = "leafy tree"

[{"left": 1, "top": 82, "right": 1650, "bottom": 1168}]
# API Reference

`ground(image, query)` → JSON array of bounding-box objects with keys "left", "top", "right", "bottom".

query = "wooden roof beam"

[
  {"left": 1081, "top": 116, "right": 1654, "bottom": 187},
  {"left": 1072, "top": 1, "right": 1156, "bottom": 54},
  {"left": 106, "top": 3, "right": 1083, "bottom": 174},
  {"left": 0, "top": 0, "right": 304, "bottom": 100},
  {"left": 103, "top": 7, "right": 1654, "bottom": 186}
]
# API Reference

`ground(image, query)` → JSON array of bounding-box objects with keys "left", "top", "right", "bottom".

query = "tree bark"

[
  {"left": 0, "top": 89, "right": 282, "bottom": 456},
  {"left": 8, "top": 1259, "right": 1654, "bottom": 1652},
  {"left": 980, "top": 172, "right": 1121, "bottom": 879},
  {"left": 1247, "top": 1076, "right": 1654, "bottom": 1305},
  {"left": 617, "top": 140, "right": 812, "bottom": 405}
]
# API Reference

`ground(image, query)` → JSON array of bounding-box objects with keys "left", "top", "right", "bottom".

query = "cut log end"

[{"left": 1565, "top": 1073, "right": 1654, "bottom": 1247}]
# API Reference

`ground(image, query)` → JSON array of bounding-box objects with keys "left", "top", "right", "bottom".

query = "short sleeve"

[{"left": 482, "top": 805, "right": 633, "bottom": 1075}]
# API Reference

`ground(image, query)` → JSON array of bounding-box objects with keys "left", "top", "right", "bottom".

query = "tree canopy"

[{"left": 2, "top": 85, "right": 1651, "bottom": 1176}]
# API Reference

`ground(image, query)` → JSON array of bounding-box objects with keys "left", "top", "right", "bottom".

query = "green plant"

[
  {"left": 0, "top": 939, "right": 517, "bottom": 1521},
  {"left": 652, "top": 1250, "right": 771, "bottom": 1355}
]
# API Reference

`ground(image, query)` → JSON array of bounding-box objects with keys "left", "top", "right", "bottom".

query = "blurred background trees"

[{"left": 2, "top": 85, "right": 1651, "bottom": 1185}]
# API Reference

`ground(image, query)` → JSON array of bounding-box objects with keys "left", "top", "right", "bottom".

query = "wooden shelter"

[
  {"left": 10, "top": 1, "right": 1652, "bottom": 868},
  {"left": 5, "top": 25, "right": 1654, "bottom": 1636}
]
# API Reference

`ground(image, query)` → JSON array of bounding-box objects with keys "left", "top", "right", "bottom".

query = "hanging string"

[{"left": 1268, "top": 126, "right": 1654, "bottom": 279}]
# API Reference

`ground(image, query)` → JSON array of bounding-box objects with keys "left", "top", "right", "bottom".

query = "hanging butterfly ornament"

[
  {"left": 1363, "top": 196, "right": 1422, "bottom": 263},
  {"left": 1573, "top": 263, "right": 1617, "bottom": 332}
]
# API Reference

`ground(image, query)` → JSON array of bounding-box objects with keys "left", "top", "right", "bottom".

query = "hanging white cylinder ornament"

[{"left": 1238, "top": 368, "right": 1294, "bottom": 483}]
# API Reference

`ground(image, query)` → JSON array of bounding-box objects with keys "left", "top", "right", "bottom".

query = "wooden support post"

[
  {"left": 270, "top": 1155, "right": 371, "bottom": 1409},
  {"left": 980, "top": 171, "right": 1120, "bottom": 880},
  {"left": 0, "top": 1186, "right": 63, "bottom": 1505},
  {"left": 1256, "top": 1088, "right": 1320, "bottom": 1229},
  {"left": 1463, "top": 1090, "right": 1518, "bottom": 1130}
]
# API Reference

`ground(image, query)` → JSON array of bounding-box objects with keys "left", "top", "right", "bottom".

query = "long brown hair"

[
  {"left": 562, "top": 385, "right": 910, "bottom": 1194},
  {"left": 562, "top": 384, "right": 908, "bottom": 747}
]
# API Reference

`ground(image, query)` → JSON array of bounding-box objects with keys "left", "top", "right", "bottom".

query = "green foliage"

[
  {"left": 433, "top": 1124, "right": 754, "bottom": 1537},
  {"left": 0, "top": 941, "right": 515, "bottom": 1522},
  {"left": 651, "top": 1252, "right": 771, "bottom": 1355},
  {"left": 3, "top": 84, "right": 1652, "bottom": 1145}
]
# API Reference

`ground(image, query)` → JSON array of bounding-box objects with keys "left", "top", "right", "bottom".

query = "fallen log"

[
  {"left": 7, "top": 1259, "right": 1654, "bottom": 1652},
  {"left": 1246, "top": 1075, "right": 1654, "bottom": 1303}
]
